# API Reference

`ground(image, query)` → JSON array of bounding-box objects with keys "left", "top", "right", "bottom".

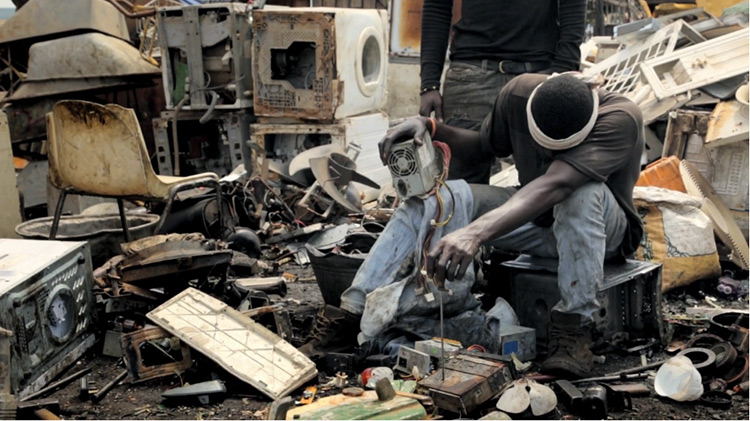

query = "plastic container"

[
  {"left": 654, "top": 356, "right": 703, "bottom": 401},
  {"left": 636, "top": 156, "right": 687, "bottom": 192}
]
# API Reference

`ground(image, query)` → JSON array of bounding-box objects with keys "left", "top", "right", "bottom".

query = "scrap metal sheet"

[{"left": 147, "top": 288, "right": 317, "bottom": 400}]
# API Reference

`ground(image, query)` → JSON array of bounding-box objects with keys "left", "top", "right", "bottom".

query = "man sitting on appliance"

[{"left": 300, "top": 73, "right": 644, "bottom": 379}]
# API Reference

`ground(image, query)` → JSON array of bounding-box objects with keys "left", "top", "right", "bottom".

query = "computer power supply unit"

[
  {"left": 158, "top": 3, "right": 254, "bottom": 110},
  {"left": 387, "top": 136, "right": 440, "bottom": 199},
  {"left": 252, "top": 7, "right": 388, "bottom": 120},
  {"left": 0, "top": 240, "right": 96, "bottom": 398}
]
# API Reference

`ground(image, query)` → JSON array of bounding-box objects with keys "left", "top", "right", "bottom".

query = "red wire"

[
  {"left": 420, "top": 141, "right": 453, "bottom": 274},
  {"left": 433, "top": 141, "right": 452, "bottom": 181}
]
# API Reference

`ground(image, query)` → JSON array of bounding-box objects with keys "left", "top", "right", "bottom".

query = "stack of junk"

[{"left": 0, "top": 0, "right": 747, "bottom": 420}]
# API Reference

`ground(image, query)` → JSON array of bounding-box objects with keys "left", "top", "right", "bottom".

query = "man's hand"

[
  {"left": 378, "top": 117, "right": 430, "bottom": 165},
  {"left": 419, "top": 90, "right": 444, "bottom": 122},
  {"left": 425, "top": 226, "right": 481, "bottom": 287}
]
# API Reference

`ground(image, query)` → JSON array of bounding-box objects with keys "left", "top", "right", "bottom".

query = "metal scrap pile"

[{"left": 580, "top": 5, "right": 749, "bottom": 267}]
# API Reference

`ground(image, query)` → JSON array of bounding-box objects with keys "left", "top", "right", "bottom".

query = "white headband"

[{"left": 526, "top": 73, "right": 600, "bottom": 151}]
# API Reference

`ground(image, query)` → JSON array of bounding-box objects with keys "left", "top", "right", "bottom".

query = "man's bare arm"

[{"left": 426, "top": 159, "right": 591, "bottom": 284}]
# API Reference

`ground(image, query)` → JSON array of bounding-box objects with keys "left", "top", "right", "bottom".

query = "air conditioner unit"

[
  {"left": 0, "top": 240, "right": 96, "bottom": 398},
  {"left": 387, "top": 136, "right": 440, "bottom": 200},
  {"left": 252, "top": 7, "right": 388, "bottom": 120},
  {"left": 158, "top": 3, "right": 254, "bottom": 110}
]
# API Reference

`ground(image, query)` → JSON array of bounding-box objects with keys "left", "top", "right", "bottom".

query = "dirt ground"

[{"left": 28, "top": 267, "right": 750, "bottom": 420}]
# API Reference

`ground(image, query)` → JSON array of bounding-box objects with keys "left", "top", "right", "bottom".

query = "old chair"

[{"left": 46, "top": 100, "right": 223, "bottom": 241}]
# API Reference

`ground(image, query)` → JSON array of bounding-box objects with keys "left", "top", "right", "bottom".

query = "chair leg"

[
  {"left": 49, "top": 189, "right": 68, "bottom": 240},
  {"left": 117, "top": 199, "right": 132, "bottom": 243},
  {"left": 154, "top": 181, "right": 225, "bottom": 238},
  {"left": 154, "top": 194, "right": 175, "bottom": 236}
]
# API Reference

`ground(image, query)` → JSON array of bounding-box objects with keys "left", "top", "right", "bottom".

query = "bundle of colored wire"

[{"left": 420, "top": 141, "right": 456, "bottom": 279}]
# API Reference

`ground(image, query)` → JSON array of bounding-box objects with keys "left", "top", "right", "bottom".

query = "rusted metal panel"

[
  {"left": 252, "top": 8, "right": 388, "bottom": 120},
  {"left": 418, "top": 355, "right": 512, "bottom": 415},
  {"left": 252, "top": 10, "right": 337, "bottom": 120},
  {"left": 121, "top": 327, "right": 192, "bottom": 384},
  {"left": 389, "top": 0, "right": 461, "bottom": 57},
  {"left": 0, "top": 0, "right": 129, "bottom": 45},
  {"left": 390, "top": 0, "right": 423, "bottom": 57}
]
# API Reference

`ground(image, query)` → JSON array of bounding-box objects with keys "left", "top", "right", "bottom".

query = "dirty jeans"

[
  {"left": 339, "top": 180, "right": 626, "bottom": 345},
  {"left": 339, "top": 181, "right": 486, "bottom": 342},
  {"left": 442, "top": 61, "right": 517, "bottom": 184},
  {"left": 472, "top": 182, "right": 628, "bottom": 320}
]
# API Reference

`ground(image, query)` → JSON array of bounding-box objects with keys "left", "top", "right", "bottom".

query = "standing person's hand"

[
  {"left": 378, "top": 117, "right": 430, "bottom": 165},
  {"left": 419, "top": 90, "right": 444, "bottom": 122}
]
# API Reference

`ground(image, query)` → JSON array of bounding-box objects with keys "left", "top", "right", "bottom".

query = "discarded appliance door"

[
  {"left": 252, "top": 8, "right": 388, "bottom": 120},
  {"left": 0, "top": 239, "right": 96, "bottom": 399},
  {"left": 147, "top": 288, "right": 317, "bottom": 400}
]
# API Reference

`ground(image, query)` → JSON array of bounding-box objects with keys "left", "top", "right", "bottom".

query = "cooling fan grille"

[{"left": 388, "top": 147, "right": 418, "bottom": 177}]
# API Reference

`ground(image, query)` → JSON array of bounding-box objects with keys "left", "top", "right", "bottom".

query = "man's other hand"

[
  {"left": 419, "top": 90, "right": 444, "bottom": 122},
  {"left": 426, "top": 226, "right": 480, "bottom": 287},
  {"left": 378, "top": 117, "right": 430, "bottom": 165}
]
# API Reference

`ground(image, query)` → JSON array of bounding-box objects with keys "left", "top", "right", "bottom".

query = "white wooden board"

[{"left": 147, "top": 288, "right": 317, "bottom": 400}]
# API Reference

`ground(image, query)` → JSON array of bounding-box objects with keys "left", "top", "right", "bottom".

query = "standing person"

[{"left": 419, "top": 0, "right": 587, "bottom": 183}]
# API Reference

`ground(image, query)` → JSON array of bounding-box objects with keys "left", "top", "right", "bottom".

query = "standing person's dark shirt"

[
  {"left": 478, "top": 74, "right": 645, "bottom": 256},
  {"left": 420, "top": 0, "right": 587, "bottom": 92}
]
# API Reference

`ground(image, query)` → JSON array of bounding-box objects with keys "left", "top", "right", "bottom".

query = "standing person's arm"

[
  {"left": 419, "top": 0, "right": 454, "bottom": 121},
  {"left": 551, "top": 0, "right": 587, "bottom": 72}
]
